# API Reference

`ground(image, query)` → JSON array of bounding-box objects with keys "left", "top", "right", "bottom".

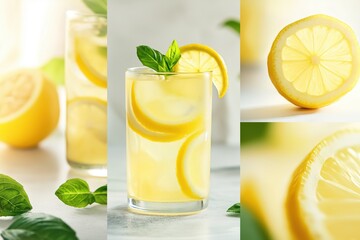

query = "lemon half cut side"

[{"left": 268, "top": 14, "right": 360, "bottom": 108}]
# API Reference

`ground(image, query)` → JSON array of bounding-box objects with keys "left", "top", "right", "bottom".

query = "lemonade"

[
  {"left": 65, "top": 11, "right": 107, "bottom": 176},
  {"left": 126, "top": 68, "right": 212, "bottom": 214}
]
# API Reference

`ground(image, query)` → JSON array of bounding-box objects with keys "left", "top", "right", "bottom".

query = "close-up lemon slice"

[
  {"left": 175, "top": 43, "right": 229, "bottom": 98},
  {"left": 0, "top": 69, "right": 59, "bottom": 148},
  {"left": 268, "top": 14, "right": 360, "bottom": 108},
  {"left": 66, "top": 97, "right": 107, "bottom": 165},
  {"left": 176, "top": 132, "right": 210, "bottom": 199},
  {"left": 130, "top": 79, "right": 204, "bottom": 136},
  {"left": 75, "top": 35, "right": 107, "bottom": 88},
  {"left": 286, "top": 129, "right": 360, "bottom": 239}
]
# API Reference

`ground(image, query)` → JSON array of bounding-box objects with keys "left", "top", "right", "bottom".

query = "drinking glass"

[
  {"left": 65, "top": 11, "right": 107, "bottom": 176},
  {"left": 126, "top": 67, "right": 212, "bottom": 215}
]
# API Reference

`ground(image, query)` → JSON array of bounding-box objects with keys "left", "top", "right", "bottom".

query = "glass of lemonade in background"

[
  {"left": 65, "top": 11, "right": 107, "bottom": 176},
  {"left": 126, "top": 67, "right": 212, "bottom": 215}
]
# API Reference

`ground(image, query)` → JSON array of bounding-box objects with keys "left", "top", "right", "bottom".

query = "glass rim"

[
  {"left": 126, "top": 67, "right": 212, "bottom": 76},
  {"left": 66, "top": 10, "right": 107, "bottom": 20}
]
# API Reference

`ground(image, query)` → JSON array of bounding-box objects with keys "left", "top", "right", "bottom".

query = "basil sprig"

[
  {"left": 55, "top": 178, "right": 107, "bottom": 208},
  {"left": 136, "top": 40, "right": 181, "bottom": 72}
]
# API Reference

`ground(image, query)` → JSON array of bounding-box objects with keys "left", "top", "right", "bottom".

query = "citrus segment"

[
  {"left": 286, "top": 129, "right": 360, "bottom": 239},
  {"left": 75, "top": 35, "right": 107, "bottom": 88},
  {"left": 176, "top": 132, "right": 210, "bottom": 199},
  {"left": 268, "top": 14, "right": 360, "bottom": 108},
  {"left": 175, "top": 43, "right": 228, "bottom": 98},
  {"left": 66, "top": 97, "right": 107, "bottom": 164},
  {"left": 0, "top": 69, "right": 59, "bottom": 148}
]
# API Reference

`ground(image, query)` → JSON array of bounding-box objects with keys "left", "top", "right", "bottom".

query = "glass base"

[
  {"left": 128, "top": 197, "right": 208, "bottom": 216},
  {"left": 67, "top": 160, "right": 107, "bottom": 177}
]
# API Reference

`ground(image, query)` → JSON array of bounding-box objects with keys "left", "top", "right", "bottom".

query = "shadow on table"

[
  {"left": 0, "top": 145, "right": 61, "bottom": 179},
  {"left": 241, "top": 104, "right": 318, "bottom": 121},
  {"left": 0, "top": 217, "right": 13, "bottom": 230}
]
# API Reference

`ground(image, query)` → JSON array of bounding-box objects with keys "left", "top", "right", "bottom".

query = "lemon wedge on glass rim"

[
  {"left": 268, "top": 14, "right": 360, "bottom": 108},
  {"left": 286, "top": 129, "right": 360, "bottom": 239}
]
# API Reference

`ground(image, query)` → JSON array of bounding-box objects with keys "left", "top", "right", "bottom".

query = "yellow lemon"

[
  {"left": 286, "top": 129, "right": 360, "bottom": 239},
  {"left": 75, "top": 35, "right": 107, "bottom": 88},
  {"left": 66, "top": 97, "right": 107, "bottom": 165},
  {"left": 0, "top": 69, "right": 59, "bottom": 148},
  {"left": 268, "top": 15, "right": 360, "bottom": 108},
  {"left": 176, "top": 132, "right": 210, "bottom": 199},
  {"left": 175, "top": 43, "right": 229, "bottom": 98}
]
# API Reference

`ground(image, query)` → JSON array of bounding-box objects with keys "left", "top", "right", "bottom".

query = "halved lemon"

[
  {"left": 268, "top": 14, "right": 360, "bottom": 108},
  {"left": 286, "top": 129, "right": 360, "bottom": 239},
  {"left": 130, "top": 77, "right": 204, "bottom": 137},
  {"left": 0, "top": 69, "right": 59, "bottom": 148},
  {"left": 66, "top": 97, "right": 107, "bottom": 165},
  {"left": 175, "top": 43, "right": 229, "bottom": 98},
  {"left": 75, "top": 35, "right": 107, "bottom": 88},
  {"left": 176, "top": 132, "right": 210, "bottom": 199}
]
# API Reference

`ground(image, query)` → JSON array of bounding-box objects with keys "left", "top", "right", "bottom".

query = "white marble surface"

[
  {"left": 107, "top": 144, "right": 240, "bottom": 240},
  {"left": 0, "top": 130, "right": 107, "bottom": 240}
]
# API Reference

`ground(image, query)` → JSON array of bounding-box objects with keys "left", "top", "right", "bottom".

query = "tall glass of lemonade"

[
  {"left": 126, "top": 67, "right": 212, "bottom": 215},
  {"left": 65, "top": 11, "right": 107, "bottom": 176}
]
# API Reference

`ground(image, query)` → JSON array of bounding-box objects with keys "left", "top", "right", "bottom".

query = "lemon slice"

[
  {"left": 175, "top": 43, "right": 229, "bottom": 98},
  {"left": 286, "top": 129, "right": 360, "bottom": 239},
  {"left": 268, "top": 14, "right": 360, "bottom": 108},
  {"left": 131, "top": 79, "right": 204, "bottom": 136},
  {"left": 127, "top": 101, "right": 183, "bottom": 142},
  {"left": 75, "top": 35, "right": 107, "bottom": 88},
  {"left": 66, "top": 97, "right": 107, "bottom": 165},
  {"left": 0, "top": 69, "right": 59, "bottom": 148},
  {"left": 176, "top": 132, "right": 210, "bottom": 199}
]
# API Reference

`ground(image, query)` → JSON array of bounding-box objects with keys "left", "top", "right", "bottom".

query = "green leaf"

[
  {"left": 0, "top": 174, "right": 32, "bottom": 216},
  {"left": 241, "top": 205, "right": 272, "bottom": 240},
  {"left": 55, "top": 178, "right": 95, "bottom": 208},
  {"left": 1, "top": 213, "right": 78, "bottom": 240},
  {"left": 41, "top": 57, "right": 65, "bottom": 85},
  {"left": 227, "top": 203, "right": 240, "bottom": 214},
  {"left": 136, "top": 45, "right": 170, "bottom": 72},
  {"left": 82, "top": 0, "right": 107, "bottom": 15},
  {"left": 93, "top": 185, "right": 107, "bottom": 205},
  {"left": 223, "top": 19, "right": 240, "bottom": 35},
  {"left": 165, "top": 40, "right": 181, "bottom": 71}
]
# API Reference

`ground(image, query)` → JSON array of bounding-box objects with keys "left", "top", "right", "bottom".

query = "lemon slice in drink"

[
  {"left": 130, "top": 77, "right": 204, "bottom": 137},
  {"left": 0, "top": 69, "right": 59, "bottom": 148},
  {"left": 67, "top": 97, "right": 107, "bottom": 164},
  {"left": 286, "top": 129, "right": 360, "bottom": 239},
  {"left": 75, "top": 36, "right": 107, "bottom": 88},
  {"left": 175, "top": 43, "right": 228, "bottom": 98},
  {"left": 176, "top": 132, "right": 210, "bottom": 199},
  {"left": 268, "top": 14, "right": 360, "bottom": 108}
]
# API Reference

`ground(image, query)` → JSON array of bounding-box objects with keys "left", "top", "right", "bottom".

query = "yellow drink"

[
  {"left": 126, "top": 67, "right": 212, "bottom": 214},
  {"left": 65, "top": 11, "right": 107, "bottom": 176}
]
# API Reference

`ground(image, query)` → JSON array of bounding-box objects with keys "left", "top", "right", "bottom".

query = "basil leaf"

[
  {"left": 223, "top": 19, "right": 240, "bottom": 34},
  {"left": 165, "top": 40, "right": 181, "bottom": 71},
  {"left": 0, "top": 174, "right": 32, "bottom": 216},
  {"left": 55, "top": 179, "right": 95, "bottom": 208},
  {"left": 1, "top": 213, "right": 78, "bottom": 240},
  {"left": 241, "top": 205, "right": 272, "bottom": 240},
  {"left": 41, "top": 57, "right": 65, "bottom": 85},
  {"left": 82, "top": 0, "right": 107, "bottom": 15},
  {"left": 1, "top": 229, "right": 38, "bottom": 240},
  {"left": 136, "top": 45, "right": 170, "bottom": 72},
  {"left": 227, "top": 203, "right": 240, "bottom": 214},
  {"left": 93, "top": 185, "right": 107, "bottom": 205}
]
